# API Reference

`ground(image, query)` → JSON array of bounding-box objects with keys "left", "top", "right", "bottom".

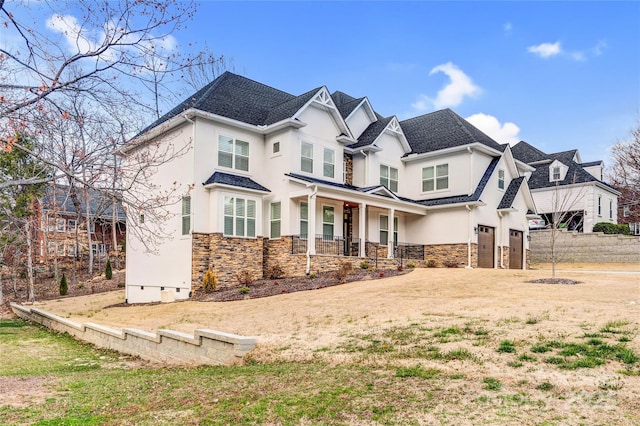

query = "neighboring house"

[
  {"left": 35, "top": 185, "right": 126, "bottom": 263},
  {"left": 122, "top": 72, "right": 537, "bottom": 303},
  {"left": 511, "top": 141, "right": 620, "bottom": 233},
  {"left": 617, "top": 186, "right": 640, "bottom": 235}
]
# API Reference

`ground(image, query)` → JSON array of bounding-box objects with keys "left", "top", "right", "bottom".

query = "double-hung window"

[
  {"left": 322, "top": 206, "right": 334, "bottom": 240},
  {"left": 380, "top": 215, "right": 398, "bottom": 246},
  {"left": 270, "top": 202, "right": 281, "bottom": 239},
  {"left": 300, "top": 202, "right": 308, "bottom": 238},
  {"left": 380, "top": 165, "right": 398, "bottom": 192},
  {"left": 422, "top": 164, "right": 448, "bottom": 192},
  {"left": 301, "top": 142, "right": 313, "bottom": 173},
  {"left": 598, "top": 195, "right": 602, "bottom": 216},
  {"left": 224, "top": 196, "right": 256, "bottom": 238},
  {"left": 552, "top": 166, "right": 561, "bottom": 181},
  {"left": 56, "top": 218, "right": 66, "bottom": 232},
  {"left": 498, "top": 169, "right": 505, "bottom": 190},
  {"left": 218, "top": 135, "right": 249, "bottom": 171},
  {"left": 609, "top": 200, "right": 613, "bottom": 220},
  {"left": 623, "top": 206, "right": 630, "bottom": 217},
  {"left": 323, "top": 148, "right": 335, "bottom": 178},
  {"left": 68, "top": 219, "right": 77, "bottom": 231},
  {"left": 181, "top": 196, "right": 191, "bottom": 235}
]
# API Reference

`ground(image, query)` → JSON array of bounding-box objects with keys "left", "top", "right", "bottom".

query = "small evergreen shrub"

[
  {"left": 443, "top": 259, "right": 458, "bottom": 268},
  {"left": 334, "top": 261, "right": 354, "bottom": 283},
  {"left": 238, "top": 286, "right": 250, "bottom": 295},
  {"left": 593, "top": 222, "right": 631, "bottom": 235},
  {"left": 426, "top": 259, "right": 437, "bottom": 268},
  {"left": 359, "top": 261, "right": 370, "bottom": 270},
  {"left": 59, "top": 273, "right": 68, "bottom": 296},
  {"left": 235, "top": 270, "right": 254, "bottom": 286},
  {"left": 308, "top": 273, "right": 318, "bottom": 279},
  {"left": 406, "top": 261, "right": 416, "bottom": 268},
  {"left": 202, "top": 269, "right": 217, "bottom": 293},
  {"left": 105, "top": 259, "right": 113, "bottom": 280}
]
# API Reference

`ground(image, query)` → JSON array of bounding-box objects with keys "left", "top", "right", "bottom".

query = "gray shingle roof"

[
  {"left": 349, "top": 116, "right": 394, "bottom": 149},
  {"left": 42, "top": 185, "right": 125, "bottom": 220},
  {"left": 331, "top": 91, "right": 363, "bottom": 119},
  {"left": 511, "top": 141, "right": 549, "bottom": 163},
  {"left": 580, "top": 161, "right": 603, "bottom": 167},
  {"left": 400, "top": 109, "right": 505, "bottom": 155},
  {"left": 203, "top": 172, "right": 270, "bottom": 192},
  {"left": 498, "top": 177, "right": 525, "bottom": 209}
]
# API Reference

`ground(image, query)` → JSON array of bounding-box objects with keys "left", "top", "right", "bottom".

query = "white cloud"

[
  {"left": 527, "top": 41, "right": 562, "bottom": 58},
  {"left": 465, "top": 113, "right": 521, "bottom": 145},
  {"left": 503, "top": 22, "right": 512, "bottom": 33},
  {"left": 412, "top": 62, "right": 481, "bottom": 111},
  {"left": 46, "top": 14, "right": 99, "bottom": 55},
  {"left": 592, "top": 39, "right": 607, "bottom": 56}
]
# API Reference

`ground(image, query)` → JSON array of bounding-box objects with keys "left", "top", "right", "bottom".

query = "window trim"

[
  {"left": 181, "top": 196, "right": 191, "bottom": 236},
  {"left": 300, "top": 201, "right": 308, "bottom": 239},
  {"left": 68, "top": 219, "right": 77, "bottom": 231},
  {"left": 498, "top": 169, "right": 505, "bottom": 190},
  {"left": 597, "top": 195, "right": 602, "bottom": 216},
  {"left": 380, "top": 164, "right": 399, "bottom": 193},
  {"left": 380, "top": 214, "right": 399, "bottom": 246},
  {"left": 623, "top": 205, "right": 630, "bottom": 217},
  {"left": 301, "top": 141, "right": 313, "bottom": 174},
  {"left": 223, "top": 196, "right": 257, "bottom": 238},
  {"left": 55, "top": 218, "right": 66, "bottom": 232},
  {"left": 422, "top": 163, "right": 449, "bottom": 193},
  {"left": 551, "top": 166, "right": 561, "bottom": 181},
  {"left": 270, "top": 201, "right": 281, "bottom": 239},
  {"left": 218, "top": 135, "right": 250, "bottom": 172},
  {"left": 322, "top": 205, "right": 334, "bottom": 240},
  {"left": 609, "top": 200, "right": 613, "bottom": 220},
  {"left": 323, "top": 147, "right": 335, "bottom": 179}
]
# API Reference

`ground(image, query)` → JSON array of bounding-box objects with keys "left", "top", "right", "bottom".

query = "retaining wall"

[
  {"left": 10, "top": 303, "right": 256, "bottom": 366},
  {"left": 530, "top": 229, "right": 640, "bottom": 263}
]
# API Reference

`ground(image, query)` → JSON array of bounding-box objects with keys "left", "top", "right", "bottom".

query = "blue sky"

[
  {"left": 3, "top": 1, "right": 639, "bottom": 166},
  {"left": 186, "top": 1, "right": 639, "bottom": 164}
]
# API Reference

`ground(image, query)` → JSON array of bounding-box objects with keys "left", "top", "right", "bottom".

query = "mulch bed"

[
  {"left": 191, "top": 268, "right": 410, "bottom": 302},
  {"left": 528, "top": 278, "right": 581, "bottom": 285}
]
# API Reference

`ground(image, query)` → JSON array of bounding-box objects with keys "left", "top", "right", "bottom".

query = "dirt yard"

[{"left": 7, "top": 263, "right": 640, "bottom": 424}]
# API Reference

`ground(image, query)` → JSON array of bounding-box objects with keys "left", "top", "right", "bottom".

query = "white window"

[
  {"left": 552, "top": 166, "right": 561, "bottom": 181},
  {"left": 67, "top": 243, "right": 76, "bottom": 257},
  {"left": 380, "top": 165, "right": 399, "bottom": 192},
  {"left": 623, "top": 205, "right": 630, "bottom": 217},
  {"left": 273, "top": 141, "right": 280, "bottom": 154},
  {"left": 88, "top": 221, "right": 95, "bottom": 233},
  {"left": 609, "top": 200, "right": 613, "bottom": 220},
  {"left": 380, "top": 215, "right": 399, "bottom": 246},
  {"left": 323, "top": 148, "right": 335, "bottom": 178},
  {"left": 498, "top": 169, "right": 505, "bottom": 190},
  {"left": 91, "top": 243, "right": 106, "bottom": 257},
  {"left": 301, "top": 142, "right": 313, "bottom": 173},
  {"left": 270, "top": 202, "right": 281, "bottom": 239},
  {"left": 47, "top": 241, "right": 59, "bottom": 256},
  {"left": 68, "top": 219, "right": 77, "bottom": 231},
  {"left": 300, "top": 202, "right": 308, "bottom": 238},
  {"left": 182, "top": 196, "right": 191, "bottom": 235},
  {"left": 55, "top": 218, "right": 66, "bottom": 232},
  {"left": 322, "top": 206, "right": 334, "bottom": 240},
  {"left": 422, "top": 164, "right": 449, "bottom": 192},
  {"left": 218, "top": 135, "right": 249, "bottom": 172},
  {"left": 598, "top": 195, "right": 602, "bottom": 216},
  {"left": 224, "top": 196, "right": 256, "bottom": 238}
]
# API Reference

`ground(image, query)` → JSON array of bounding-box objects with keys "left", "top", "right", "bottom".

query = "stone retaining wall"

[
  {"left": 530, "top": 229, "right": 640, "bottom": 263},
  {"left": 10, "top": 303, "right": 256, "bottom": 366}
]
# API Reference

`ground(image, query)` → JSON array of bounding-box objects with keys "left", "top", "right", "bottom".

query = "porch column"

[
  {"left": 388, "top": 207, "right": 395, "bottom": 259},
  {"left": 308, "top": 191, "right": 316, "bottom": 255},
  {"left": 359, "top": 202, "right": 366, "bottom": 257}
]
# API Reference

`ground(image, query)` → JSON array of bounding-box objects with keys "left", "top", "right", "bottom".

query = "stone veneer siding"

[
  {"left": 344, "top": 153, "right": 353, "bottom": 186},
  {"left": 192, "top": 233, "right": 264, "bottom": 289},
  {"left": 424, "top": 243, "right": 477, "bottom": 268}
]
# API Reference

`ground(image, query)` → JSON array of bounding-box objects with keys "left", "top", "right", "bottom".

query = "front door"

[
  {"left": 509, "top": 230, "right": 523, "bottom": 269},
  {"left": 477, "top": 225, "right": 495, "bottom": 268}
]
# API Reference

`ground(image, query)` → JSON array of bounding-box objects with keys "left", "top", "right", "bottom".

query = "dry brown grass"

[{"left": 31, "top": 264, "right": 640, "bottom": 425}]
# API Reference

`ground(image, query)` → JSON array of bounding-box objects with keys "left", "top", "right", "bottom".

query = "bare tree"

[{"left": 608, "top": 123, "right": 640, "bottom": 213}]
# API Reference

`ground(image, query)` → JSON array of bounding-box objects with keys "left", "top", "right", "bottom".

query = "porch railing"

[
  {"left": 394, "top": 242, "right": 425, "bottom": 260},
  {"left": 290, "top": 235, "right": 361, "bottom": 256}
]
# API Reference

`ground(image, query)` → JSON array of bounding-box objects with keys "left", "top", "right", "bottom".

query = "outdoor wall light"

[
  {"left": 474, "top": 226, "right": 478, "bottom": 234},
  {"left": 526, "top": 234, "right": 531, "bottom": 242}
]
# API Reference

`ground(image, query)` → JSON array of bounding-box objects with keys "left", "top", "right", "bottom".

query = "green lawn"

[{"left": 1, "top": 318, "right": 638, "bottom": 425}]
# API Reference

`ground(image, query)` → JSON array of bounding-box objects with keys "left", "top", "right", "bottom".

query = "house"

[
  {"left": 122, "top": 72, "right": 537, "bottom": 303},
  {"left": 35, "top": 185, "right": 126, "bottom": 263},
  {"left": 617, "top": 186, "right": 640, "bottom": 235},
  {"left": 511, "top": 141, "right": 620, "bottom": 232}
]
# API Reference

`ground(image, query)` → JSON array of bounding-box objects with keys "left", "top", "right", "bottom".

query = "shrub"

[
  {"left": 238, "top": 286, "right": 250, "bottom": 295},
  {"left": 359, "top": 261, "right": 370, "bottom": 270},
  {"left": 59, "top": 273, "right": 68, "bottom": 296},
  {"left": 379, "top": 271, "right": 385, "bottom": 277},
  {"left": 498, "top": 340, "right": 516, "bottom": 353},
  {"left": 334, "top": 261, "right": 354, "bottom": 283},
  {"left": 202, "top": 269, "right": 217, "bottom": 293},
  {"left": 406, "top": 261, "right": 416, "bottom": 268},
  {"left": 443, "top": 259, "right": 458, "bottom": 268},
  {"left": 235, "top": 270, "right": 254, "bottom": 286},
  {"left": 426, "top": 259, "right": 437, "bottom": 268},
  {"left": 266, "top": 263, "right": 285, "bottom": 279},
  {"left": 593, "top": 222, "right": 631, "bottom": 235},
  {"left": 105, "top": 259, "right": 113, "bottom": 280}
]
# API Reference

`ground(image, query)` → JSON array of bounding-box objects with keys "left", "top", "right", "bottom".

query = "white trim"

[{"left": 402, "top": 142, "right": 503, "bottom": 163}]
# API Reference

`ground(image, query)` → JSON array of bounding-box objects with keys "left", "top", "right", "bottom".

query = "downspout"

[
  {"left": 466, "top": 204, "right": 473, "bottom": 268},
  {"left": 306, "top": 184, "right": 318, "bottom": 275},
  {"left": 497, "top": 211, "right": 504, "bottom": 268}
]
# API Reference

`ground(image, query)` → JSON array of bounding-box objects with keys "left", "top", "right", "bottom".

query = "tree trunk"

[
  {"left": 85, "top": 191, "right": 94, "bottom": 276},
  {"left": 0, "top": 271, "right": 4, "bottom": 306},
  {"left": 25, "top": 219, "right": 35, "bottom": 303}
]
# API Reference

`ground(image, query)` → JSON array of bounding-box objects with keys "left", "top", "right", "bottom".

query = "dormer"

[
  {"left": 549, "top": 159, "right": 569, "bottom": 182},
  {"left": 581, "top": 161, "right": 604, "bottom": 180}
]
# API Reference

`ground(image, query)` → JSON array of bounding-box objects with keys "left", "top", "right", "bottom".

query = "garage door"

[
  {"left": 509, "top": 230, "right": 523, "bottom": 270},
  {"left": 477, "top": 225, "right": 495, "bottom": 268}
]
